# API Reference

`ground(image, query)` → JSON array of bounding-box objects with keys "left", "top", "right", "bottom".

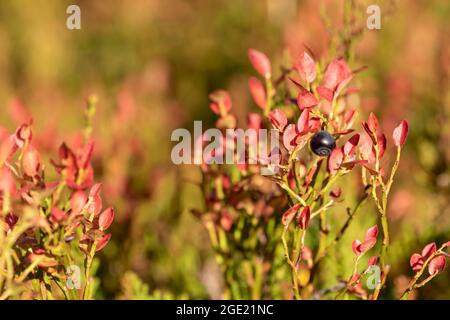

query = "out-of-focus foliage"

[{"left": 0, "top": 0, "right": 448, "bottom": 299}]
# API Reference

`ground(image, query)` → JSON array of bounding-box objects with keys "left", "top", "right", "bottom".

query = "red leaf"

[
  {"left": 343, "top": 134, "right": 360, "bottom": 156},
  {"left": 428, "top": 255, "right": 446, "bottom": 275},
  {"left": 316, "top": 86, "right": 334, "bottom": 102},
  {"left": 329, "top": 187, "right": 342, "bottom": 199},
  {"left": 282, "top": 124, "right": 298, "bottom": 152},
  {"left": 247, "top": 113, "right": 262, "bottom": 130},
  {"left": 335, "top": 75, "right": 353, "bottom": 96},
  {"left": 297, "top": 110, "right": 310, "bottom": 134},
  {"left": 220, "top": 211, "right": 233, "bottom": 231},
  {"left": 22, "top": 145, "right": 41, "bottom": 177},
  {"left": 421, "top": 242, "right": 437, "bottom": 260},
  {"left": 410, "top": 253, "right": 424, "bottom": 272},
  {"left": 303, "top": 163, "right": 318, "bottom": 188},
  {"left": 14, "top": 124, "right": 32, "bottom": 148},
  {"left": 209, "top": 102, "right": 220, "bottom": 115},
  {"left": 0, "top": 166, "right": 16, "bottom": 195},
  {"left": 248, "top": 48, "right": 271, "bottom": 78},
  {"left": 248, "top": 77, "right": 266, "bottom": 109},
  {"left": 352, "top": 240, "right": 362, "bottom": 256},
  {"left": 268, "top": 109, "right": 288, "bottom": 132},
  {"left": 343, "top": 109, "right": 357, "bottom": 129},
  {"left": 393, "top": 120, "right": 409, "bottom": 147},
  {"left": 365, "top": 225, "right": 379, "bottom": 241},
  {"left": 333, "top": 129, "right": 355, "bottom": 137},
  {"left": 308, "top": 117, "right": 321, "bottom": 132},
  {"left": 98, "top": 207, "right": 115, "bottom": 231},
  {"left": 282, "top": 203, "right": 301, "bottom": 226},
  {"left": 360, "top": 238, "right": 377, "bottom": 252},
  {"left": 353, "top": 226, "right": 378, "bottom": 256},
  {"left": 367, "top": 112, "right": 379, "bottom": 134},
  {"left": 4, "top": 213, "right": 18, "bottom": 232},
  {"left": 89, "top": 183, "right": 102, "bottom": 197},
  {"left": 295, "top": 52, "right": 316, "bottom": 83},
  {"left": 86, "top": 192, "right": 102, "bottom": 217},
  {"left": 297, "top": 206, "right": 310, "bottom": 230},
  {"left": 71, "top": 190, "right": 87, "bottom": 216},
  {"left": 80, "top": 140, "right": 94, "bottom": 169},
  {"left": 322, "top": 59, "right": 352, "bottom": 91},
  {"left": 359, "top": 133, "right": 375, "bottom": 163},
  {"left": 95, "top": 233, "right": 112, "bottom": 252},
  {"left": 73, "top": 164, "right": 94, "bottom": 190},
  {"left": 50, "top": 207, "right": 66, "bottom": 223},
  {"left": 297, "top": 88, "right": 318, "bottom": 110},
  {"left": 368, "top": 256, "right": 379, "bottom": 267},
  {"left": 0, "top": 135, "right": 18, "bottom": 165},
  {"left": 58, "top": 143, "right": 77, "bottom": 170},
  {"left": 341, "top": 159, "right": 368, "bottom": 169},
  {"left": 377, "top": 133, "right": 387, "bottom": 159},
  {"left": 294, "top": 132, "right": 312, "bottom": 151},
  {"left": 328, "top": 147, "right": 344, "bottom": 175}
]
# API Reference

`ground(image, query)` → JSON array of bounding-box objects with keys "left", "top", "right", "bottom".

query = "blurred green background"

[{"left": 0, "top": 0, "right": 448, "bottom": 299}]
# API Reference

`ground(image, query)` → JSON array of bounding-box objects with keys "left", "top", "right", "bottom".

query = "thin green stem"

[
  {"left": 282, "top": 228, "right": 301, "bottom": 299},
  {"left": 82, "top": 242, "right": 97, "bottom": 300},
  {"left": 264, "top": 77, "right": 273, "bottom": 117}
]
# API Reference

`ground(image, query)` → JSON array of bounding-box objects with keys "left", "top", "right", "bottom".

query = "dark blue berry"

[{"left": 310, "top": 130, "right": 336, "bottom": 156}]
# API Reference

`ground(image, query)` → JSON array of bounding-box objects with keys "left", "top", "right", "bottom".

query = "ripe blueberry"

[{"left": 310, "top": 130, "right": 336, "bottom": 156}]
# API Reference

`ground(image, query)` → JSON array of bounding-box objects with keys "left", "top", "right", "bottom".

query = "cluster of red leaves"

[
  {"left": 198, "top": 47, "right": 416, "bottom": 300},
  {"left": 0, "top": 122, "right": 114, "bottom": 283},
  {"left": 352, "top": 225, "right": 378, "bottom": 256},
  {"left": 281, "top": 204, "right": 310, "bottom": 230},
  {"left": 247, "top": 49, "right": 410, "bottom": 177},
  {"left": 410, "top": 242, "right": 450, "bottom": 275}
]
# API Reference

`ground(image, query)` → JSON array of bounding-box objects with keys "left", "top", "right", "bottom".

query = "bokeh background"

[{"left": 0, "top": 0, "right": 448, "bottom": 299}]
